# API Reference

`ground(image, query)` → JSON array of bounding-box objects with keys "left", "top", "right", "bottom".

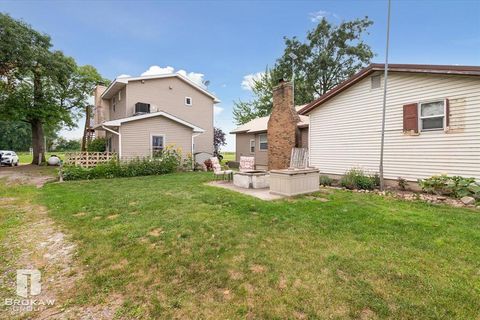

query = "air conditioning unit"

[{"left": 134, "top": 102, "right": 150, "bottom": 115}]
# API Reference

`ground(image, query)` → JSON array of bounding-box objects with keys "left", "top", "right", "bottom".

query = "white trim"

[
  {"left": 98, "top": 111, "right": 205, "bottom": 133},
  {"left": 101, "top": 125, "right": 122, "bottom": 159},
  {"left": 258, "top": 133, "right": 268, "bottom": 151},
  {"left": 101, "top": 73, "right": 220, "bottom": 103},
  {"left": 249, "top": 139, "right": 255, "bottom": 153},
  {"left": 308, "top": 114, "right": 311, "bottom": 167},
  {"left": 185, "top": 96, "right": 192, "bottom": 106},
  {"left": 150, "top": 133, "right": 166, "bottom": 157},
  {"left": 418, "top": 99, "right": 446, "bottom": 132}
]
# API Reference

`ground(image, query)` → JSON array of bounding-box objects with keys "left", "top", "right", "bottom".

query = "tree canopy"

[
  {"left": 0, "top": 13, "right": 106, "bottom": 163},
  {"left": 233, "top": 17, "right": 374, "bottom": 125}
]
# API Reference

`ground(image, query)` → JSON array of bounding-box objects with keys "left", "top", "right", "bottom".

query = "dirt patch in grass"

[
  {"left": 0, "top": 165, "right": 56, "bottom": 188},
  {"left": 0, "top": 197, "right": 123, "bottom": 319}
]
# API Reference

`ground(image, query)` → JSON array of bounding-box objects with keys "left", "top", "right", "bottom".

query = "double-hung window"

[
  {"left": 249, "top": 139, "right": 255, "bottom": 153},
  {"left": 258, "top": 134, "right": 268, "bottom": 151},
  {"left": 152, "top": 135, "right": 165, "bottom": 157},
  {"left": 420, "top": 100, "right": 445, "bottom": 131}
]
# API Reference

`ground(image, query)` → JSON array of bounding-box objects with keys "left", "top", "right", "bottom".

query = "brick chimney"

[
  {"left": 267, "top": 79, "right": 301, "bottom": 170},
  {"left": 93, "top": 85, "right": 108, "bottom": 138}
]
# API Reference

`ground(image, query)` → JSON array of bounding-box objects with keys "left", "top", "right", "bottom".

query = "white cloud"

[
  {"left": 241, "top": 72, "right": 264, "bottom": 91},
  {"left": 177, "top": 69, "right": 205, "bottom": 87},
  {"left": 214, "top": 105, "right": 224, "bottom": 115},
  {"left": 141, "top": 65, "right": 175, "bottom": 76},
  {"left": 116, "top": 74, "right": 131, "bottom": 79},
  {"left": 140, "top": 65, "right": 206, "bottom": 88},
  {"left": 220, "top": 83, "right": 227, "bottom": 88},
  {"left": 309, "top": 10, "right": 339, "bottom": 22}
]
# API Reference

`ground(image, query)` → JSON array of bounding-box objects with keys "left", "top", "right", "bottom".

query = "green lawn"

[
  {"left": 13, "top": 172, "right": 476, "bottom": 319},
  {"left": 222, "top": 151, "right": 235, "bottom": 163},
  {"left": 17, "top": 151, "right": 68, "bottom": 164}
]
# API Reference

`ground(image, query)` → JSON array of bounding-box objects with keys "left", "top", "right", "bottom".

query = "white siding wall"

[{"left": 309, "top": 72, "right": 480, "bottom": 181}]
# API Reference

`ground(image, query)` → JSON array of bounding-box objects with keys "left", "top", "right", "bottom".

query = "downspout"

[{"left": 101, "top": 125, "right": 122, "bottom": 160}]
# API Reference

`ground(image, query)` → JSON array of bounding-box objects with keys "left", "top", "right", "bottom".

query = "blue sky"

[{"left": 2, "top": 0, "right": 479, "bottom": 151}]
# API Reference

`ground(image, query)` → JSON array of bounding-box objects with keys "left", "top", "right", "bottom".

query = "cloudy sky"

[{"left": 2, "top": 0, "right": 479, "bottom": 151}]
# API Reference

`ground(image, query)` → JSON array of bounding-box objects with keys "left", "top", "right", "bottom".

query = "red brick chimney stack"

[{"left": 267, "top": 79, "right": 301, "bottom": 170}]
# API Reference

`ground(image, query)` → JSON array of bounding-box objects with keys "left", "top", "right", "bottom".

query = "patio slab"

[{"left": 206, "top": 181, "right": 285, "bottom": 201}]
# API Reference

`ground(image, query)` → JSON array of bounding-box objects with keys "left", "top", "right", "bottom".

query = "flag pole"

[{"left": 379, "top": 0, "right": 391, "bottom": 191}]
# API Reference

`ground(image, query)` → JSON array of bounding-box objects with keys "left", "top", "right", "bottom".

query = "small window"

[
  {"left": 118, "top": 91, "right": 121, "bottom": 101},
  {"left": 258, "top": 134, "right": 268, "bottom": 151},
  {"left": 152, "top": 135, "right": 165, "bottom": 157},
  {"left": 113, "top": 103, "right": 116, "bottom": 113},
  {"left": 185, "top": 97, "right": 192, "bottom": 106},
  {"left": 371, "top": 75, "right": 381, "bottom": 89},
  {"left": 249, "top": 139, "right": 255, "bottom": 153},
  {"left": 420, "top": 100, "right": 445, "bottom": 131}
]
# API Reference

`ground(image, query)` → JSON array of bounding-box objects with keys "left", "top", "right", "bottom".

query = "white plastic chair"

[{"left": 210, "top": 157, "right": 233, "bottom": 181}]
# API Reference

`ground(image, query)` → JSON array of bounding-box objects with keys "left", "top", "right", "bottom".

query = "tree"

[
  {"left": 53, "top": 137, "right": 81, "bottom": 151},
  {"left": 0, "top": 121, "right": 59, "bottom": 151},
  {"left": 233, "top": 17, "right": 374, "bottom": 124},
  {"left": 213, "top": 127, "right": 227, "bottom": 155},
  {"left": 0, "top": 14, "right": 105, "bottom": 164}
]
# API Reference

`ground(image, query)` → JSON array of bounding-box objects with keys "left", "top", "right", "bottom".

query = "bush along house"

[{"left": 299, "top": 63, "right": 480, "bottom": 183}]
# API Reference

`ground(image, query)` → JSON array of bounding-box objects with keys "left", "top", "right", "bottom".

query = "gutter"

[{"left": 101, "top": 125, "right": 122, "bottom": 159}]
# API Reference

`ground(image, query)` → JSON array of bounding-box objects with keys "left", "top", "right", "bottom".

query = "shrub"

[
  {"left": 398, "top": 177, "right": 408, "bottom": 190},
  {"left": 62, "top": 148, "right": 182, "bottom": 181},
  {"left": 419, "top": 175, "right": 480, "bottom": 200},
  {"left": 319, "top": 175, "right": 333, "bottom": 186},
  {"left": 340, "top": 168, "right": 377, "bottom": 190},
  {"left": 87, "top": 138, "right": 107, "bottom": 152}
]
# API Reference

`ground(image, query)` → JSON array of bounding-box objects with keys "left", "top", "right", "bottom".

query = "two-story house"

[{"left": 93, "top": 73, "right": 220, "bottom": 163}]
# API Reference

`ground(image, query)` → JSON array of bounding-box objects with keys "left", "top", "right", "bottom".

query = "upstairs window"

[
  {"left": 185, "top": 97, "right": 192, "bottom": 106},
  {"left": 249, "top": 139, "right": 255, "bottom": 153},
  {"left": 151, "top": 135, "right": 165, "bottom": 157},
  {"left": 112, "top": 97, "right": 116, "bottom": 113},
  {"left": 420, "top": 100, "right": 445, "bottom": 131},
  {"left": 258, "top": 134, "right": 268, "bottom": 151},
  {"left": 118, "top": 91, "right": 122, "bottom": 101},
  {"left": 371, "top": 75, "right": 381, "bottom": 89}
]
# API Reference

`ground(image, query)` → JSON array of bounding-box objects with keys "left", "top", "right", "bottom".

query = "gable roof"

[
  {"left": 96, "top": 111, "right": 205, "bottom": 133},
  {"left": 101, "top": 73, "right": 220, "bottom": 103},
  {"left": 230, "top": 106, "right": 309, "bottom": 134},
  {"left": 299, "top": 63, "right": 480, "bottom": 115}
]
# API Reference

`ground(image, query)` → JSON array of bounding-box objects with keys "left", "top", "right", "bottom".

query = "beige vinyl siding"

[
  {"left": 234, "top": 132, "right": 268, "bottom": 169},
  {"left": 125, "top": 77, "right": 214, "bottom": 154},
  {"left": 109, "top": 86, "right": 127, "bottom": 120},
  {"left": 120, "top": 116, "right": 193, "bottom": 160},
  {"left": 235, "top": 133, "right": 256, "bottom": 161},
  {"left": 254, "top": 133, "right": 268, "bottom": 169},
  {"left": 308, "top": 72, "right": 480, "bottom": 181}
]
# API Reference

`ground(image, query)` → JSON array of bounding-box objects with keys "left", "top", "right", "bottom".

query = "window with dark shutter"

[{"left": 403, "top": 103, "right": 419, "bottom": 133}]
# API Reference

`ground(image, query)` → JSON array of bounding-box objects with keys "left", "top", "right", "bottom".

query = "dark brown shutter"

[
  {"left": 403, "top": 103, "right": 418, "bottom": 133},
  {"left": 445, "top": 98, "right": 450, "bottom": 127}
]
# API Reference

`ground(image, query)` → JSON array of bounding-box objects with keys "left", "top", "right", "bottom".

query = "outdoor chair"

[
  {"left": 210, "top": 157, "right": 233, "bottom": 181},
  {"left": 239, "top": 156, "right": 255, "bottom": 172},
  {"left": 289, "top": 148, "right": 309, "bottom": 169}
]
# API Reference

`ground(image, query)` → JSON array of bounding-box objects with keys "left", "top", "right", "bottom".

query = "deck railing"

[{"left": 64, "top": 152, "right": 117, "bottom": 168}]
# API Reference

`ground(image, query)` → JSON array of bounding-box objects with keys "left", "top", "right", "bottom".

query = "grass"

[
  {"left": 17, "top": 151, "right": 69, "bottom": 164},
  {"left": 221, "top": 152, "right": 235, "bottom": 163},
  {"left": 18, "top": 172, "right": 479, "bottom": 319}
]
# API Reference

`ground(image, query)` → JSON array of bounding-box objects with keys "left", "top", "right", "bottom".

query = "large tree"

[
  {"left": 233, "top": 17, "right": 374, "bottom": 124},
  {"left": 0, "top": 13, "right": 105, "bottom": 164}
]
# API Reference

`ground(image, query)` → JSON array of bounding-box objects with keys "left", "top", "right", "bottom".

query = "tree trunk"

[
  {"left": 81, "top": 105, "right": 91, "bottom": 151},
  {"left": 31, "top": 119, "right": 46, "bottom": 165}
]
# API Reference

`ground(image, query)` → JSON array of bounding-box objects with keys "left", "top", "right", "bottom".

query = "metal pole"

[{"left": 379, "top": 0, "right": 391, "bottom": 191}]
